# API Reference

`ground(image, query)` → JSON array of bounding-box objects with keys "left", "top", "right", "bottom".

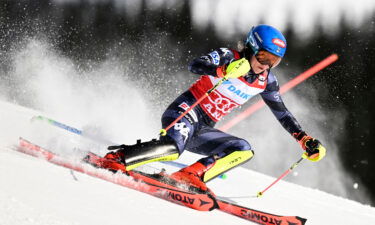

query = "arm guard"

[{"left": 188, "top": 48, "right": 238, "bottom": 76}]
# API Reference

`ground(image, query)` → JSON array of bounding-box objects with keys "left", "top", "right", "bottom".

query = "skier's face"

[
  {"left": 250, "top": 50, "right": 282, "bottom": 73},
  {"left": 250, "top": 54, "right": 270, "bottom": 74}
]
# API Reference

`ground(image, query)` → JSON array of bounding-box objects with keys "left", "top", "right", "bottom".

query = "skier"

[{"left": 104, "top": 25, "right": 326, "bottom": 190}]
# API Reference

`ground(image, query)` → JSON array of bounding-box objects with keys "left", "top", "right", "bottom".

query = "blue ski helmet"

[{"left": 245, "top": 25, "right": 287, "bottom": 58}]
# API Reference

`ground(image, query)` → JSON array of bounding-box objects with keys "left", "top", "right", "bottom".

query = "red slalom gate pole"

[{"left": 218, "top": 54, "right": 339, "bottom": 132}]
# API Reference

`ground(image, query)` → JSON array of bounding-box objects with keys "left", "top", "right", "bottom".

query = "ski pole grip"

[
  {"left": 223, "top": 58, "right": 250, "bottom": 79},
  {"left": 160, "top": 129, "right": 167, "bottom": 136}
]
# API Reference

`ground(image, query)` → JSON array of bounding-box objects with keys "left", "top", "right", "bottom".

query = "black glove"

[{"left": 294, "top": 132, "right": 326, "bottom": 162}]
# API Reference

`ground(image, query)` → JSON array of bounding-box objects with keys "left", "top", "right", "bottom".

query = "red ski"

[{"left": 18, "top": 137, "right": 307, "bottom": 225}]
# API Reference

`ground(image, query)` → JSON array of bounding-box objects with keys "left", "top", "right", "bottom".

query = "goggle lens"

[{"left": 255, "top": 50, "right": 282, "bottom": 68}]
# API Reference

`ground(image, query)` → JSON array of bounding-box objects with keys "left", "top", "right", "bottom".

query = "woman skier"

[{"left": 103, "top": 24, "right": 326, "bottom": 191}]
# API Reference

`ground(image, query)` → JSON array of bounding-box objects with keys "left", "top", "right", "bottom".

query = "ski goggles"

[{"left": 255, "top": 50, "right": 282, "bottom": 68}]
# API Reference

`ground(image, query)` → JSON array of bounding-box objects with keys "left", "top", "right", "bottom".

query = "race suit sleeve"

[
  {"left": 188, "top": 48, "right": 237, "bottom": 76},
  {"left": 260, "top": 73, "right": 304, "bottom": 135}
]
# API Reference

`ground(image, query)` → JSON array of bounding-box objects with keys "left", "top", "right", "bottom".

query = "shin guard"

[
  {"left": 120, "top": 139, "right": 179, "bottom": 171},
  {"left": 203, "top": 150, "right": 254, "bottom": 182}
]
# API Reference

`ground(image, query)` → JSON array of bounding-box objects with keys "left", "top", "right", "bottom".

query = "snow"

[{"left": 1, "top": 100, "right": 375, "bottom": 225}]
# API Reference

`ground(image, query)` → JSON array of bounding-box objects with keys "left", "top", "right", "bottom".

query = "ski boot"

[
  {"left": 171, "top": 150, "right": 254, "bottom": 192},
  {"left": 170, "top": 161, "right": 213, "bottom": 191},
  {"left": 83, "top": 151, "right": 127, "bottom": 173}
]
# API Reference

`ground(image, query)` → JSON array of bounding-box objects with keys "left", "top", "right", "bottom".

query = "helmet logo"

[
  {"left": 272, "top": 38, "right": 286, "bottom": 48},
  {"left": 249, "top": 34, "right": 259, "bottom": 49},
  {"left": 246, "top": 32, "right": 259, "bottom": 51},
  {"left": 254, "top": 32, "right": 263, "bottom": 43}
]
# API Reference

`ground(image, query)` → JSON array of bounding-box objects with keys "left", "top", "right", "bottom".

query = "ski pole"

[
  {"left": 257, "top": 156, "right": 304, "bottom": 197},
  {"left": 30, "top": 115, "right": 229, "bottom": 179},
  {"left": 160, "top": 58, "right": 250, "bottom": 136},
  {"left": 31, "top": 115, "right": 115, "bottom": 145}
]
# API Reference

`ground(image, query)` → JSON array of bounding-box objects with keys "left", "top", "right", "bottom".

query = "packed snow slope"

[{"left": 1, "top": 101, "right": 375, "bottom": 224}]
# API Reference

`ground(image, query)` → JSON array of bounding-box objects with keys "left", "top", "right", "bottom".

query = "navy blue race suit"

[{"left": 161, "top": 48, "right": 303, "bottom": 166}]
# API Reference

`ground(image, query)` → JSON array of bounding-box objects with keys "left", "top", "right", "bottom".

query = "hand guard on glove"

[
  {"left": 216, "top": 58, "right": 251, "bottom": 79},
  {"left": 293, "top": 132, "right": 326, "bottom": 162}
]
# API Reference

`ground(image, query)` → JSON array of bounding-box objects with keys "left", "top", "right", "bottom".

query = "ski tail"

[{"left": 217, "top": 199, "right": 307, "bottom": 225}]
